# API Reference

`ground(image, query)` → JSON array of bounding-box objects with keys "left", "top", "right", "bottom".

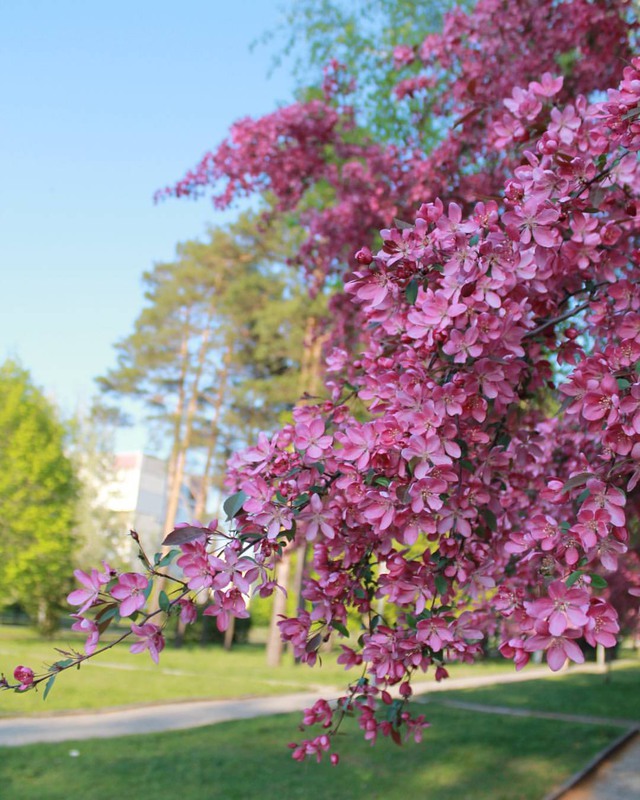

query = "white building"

[{"left": 102, "top": 452, "right": 197, "bottom": 567}]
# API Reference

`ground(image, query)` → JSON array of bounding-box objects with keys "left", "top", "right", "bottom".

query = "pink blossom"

[
  {"left": 13, "top": 665, "right": 34, "bottom": 691},
  {"left": 110, "top": 573, "right": 149, "bottom": 617},
  {"left": 71, "top": 615, "right": 100, "bottom": 655},
  {"left": 67, "top": 563, "right": 112, "bottom": 614},
  {"left": 525, "top": 580, "right": 590, "bottom": 636},
  {"left": 524, "top": 627, "right": 584, "bottom": 672},
  {"left": 129, "top": 623, "right": 165, "bottom": 664}
]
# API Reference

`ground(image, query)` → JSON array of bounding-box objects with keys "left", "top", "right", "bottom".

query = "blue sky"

[{"left": 0, "top": 1, "right": 295, "bottom": 446}]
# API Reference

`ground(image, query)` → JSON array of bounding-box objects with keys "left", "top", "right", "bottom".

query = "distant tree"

[
  {"left": 69, "top": 401, "right": 127, "bottom": 570},
  {"left": 0, "top": 360, "right": 77, "bottom": 634},
  {"left": 98, "top": 213, "right": 321, "bottom": 540},
  {"left": 263, "top": 0, "right": 455, "bottom": 144}
]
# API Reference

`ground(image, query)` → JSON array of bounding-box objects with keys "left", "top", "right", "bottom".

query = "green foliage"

[
  {"left": 262, "top": 0, "right": 459, "bottom": 144},
  {"left": 99, "top": 211, "right": 327, "bottom": 510},
  {"left": 0, "top": 360, "right": 77, "bottom": 634}
]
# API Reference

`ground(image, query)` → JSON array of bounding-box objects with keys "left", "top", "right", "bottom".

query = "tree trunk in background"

[
  {"left": 265, "top": 313, "right": 327, "bottom": 666},
  {"left": 194, "top": 345, "right": 231, "bottom": 521},
  {"left": 150, "top": 323, "right": 212, "bottom": 613},
  {"left": 266, "top": 547, "right": 291, "bottom": 668},
  {"left": 223, "top": 617, "right": 235, "bottom": 651}
]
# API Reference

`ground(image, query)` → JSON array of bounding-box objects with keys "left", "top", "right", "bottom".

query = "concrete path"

[
  {"left": 0, "top": 691, "right": 331, "bottom": 747},
  {"left": 0, "top": 662, "right": 627, "bottom": 748},
  {"left": 553, "top": 732, "right": 640, "bottom": 800}
]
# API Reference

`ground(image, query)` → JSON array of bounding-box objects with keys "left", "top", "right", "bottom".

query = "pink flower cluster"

[{"left": 7, "top": 0, "right": 640, "bottom": 765}]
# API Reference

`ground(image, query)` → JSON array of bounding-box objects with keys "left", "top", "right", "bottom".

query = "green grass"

[
  {"left": 0, "top": 701, "right": 620, "bottom": 800},
  {"left": 430, "top": 661, "right": 640, "bottom": 722},
  {"left": 0, "top": 625, "right": 531, "bottom": 717},
  {"left": 0, "top": 625, "right": 349, "bottom": 716},
  {"left": 2, "top": 634, "right": 636, "bottom": 799}
]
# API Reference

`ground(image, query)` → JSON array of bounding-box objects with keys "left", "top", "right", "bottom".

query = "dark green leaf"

[
  {"left": 331, "top": 620, "right": 350, "bottom": 637},
  {"left": 480, "top": 508, "right": 497, "bottom": 532},
  {"left": 565, "top": 570, "right": 584, "bottom": 588},
  {"left": 223, "top": 490, "right": 248, "bottom": 521},
  {"left": 42, "top": 675, "right": 56, "bottom": 701},
  {"left": 435, "top": 575, "right": 448, "bottom": 596},
  {"left": 405, "top": 279, "right": 419, "bottom": 305},
  {"left": 576, "top": 488, "right": 591, "bottom": 505},
  {"left": 159, "top": 590, "right": 171, "bottom": 613},
  {"left": 589, "top": 574, "right": 608, "bottom": 589}
]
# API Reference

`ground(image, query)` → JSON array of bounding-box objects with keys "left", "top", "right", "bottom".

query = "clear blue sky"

[{"left": 0, "top": 0, "right": 295, "bottom": 445}]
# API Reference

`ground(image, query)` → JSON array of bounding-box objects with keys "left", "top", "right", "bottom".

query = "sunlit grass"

[
  {"left": 0, "top": 625, "right": 347, "bottom": 716},
  {"left": 427, "top": 660, "right": 640, "bottom": 722},
  {"left": 0, "top": 625, "right": 530, "bottom": 717}
]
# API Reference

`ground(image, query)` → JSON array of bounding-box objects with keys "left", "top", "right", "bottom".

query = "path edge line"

[{"left": 542, "top": 726, "right": 640, "bottom": 800}]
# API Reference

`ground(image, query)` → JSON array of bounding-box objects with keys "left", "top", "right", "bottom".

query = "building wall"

[{"left": 103, "top": 452, "right": 196, "bottom": 568}]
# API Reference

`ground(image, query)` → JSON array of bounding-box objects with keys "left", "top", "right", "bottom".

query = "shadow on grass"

[
  {"left": 434, "top": 663, "right": 640, "bottom": 722},
  {"left": 0, "top": 705, "right": 619, "bottom": 800}
]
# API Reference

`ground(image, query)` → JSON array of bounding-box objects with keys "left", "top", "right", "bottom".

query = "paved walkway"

[
  {"left": 552, "top": 731, "right": 640, "bottom": 800},
  {"left": 0, "top": 662, "right": 613, "bottom": 747}
]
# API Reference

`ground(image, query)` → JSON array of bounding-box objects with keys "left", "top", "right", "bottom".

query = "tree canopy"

[{"left": 0, "top": 360, "right": 77, "bottom": 633}]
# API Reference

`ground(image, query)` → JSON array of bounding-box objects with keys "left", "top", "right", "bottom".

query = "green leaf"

[
  {"left": 292, "top": 493, "right": 310, "bottom": 509},
  {"left": 156, "top": 549, "right": 179, "bottom": 568},
  {"left": 622, "top": 104, "right": 640, "bottom": 121},
  {"left": 331, "top": 620, "right": 350, "bottom": 637},
  {"left": 617, "top": 378, "right": 631, "bottom": 390},
  {"left": 576, "top": 488, "right": 591, "bottom": 505},
  {"left": 159, "top": 590, "right": 171, "bottom": 613},
  {"left": 589, "top": 574, "right": 608, "bottom": 589},
  {"left": 480, "top": 508, "right": 497, "bottom": 532},
  {"left": 42, "top": 674, "right": 56, "bottom": 701},
  {"left": 435, "top": 575, "right": 448, "bottom": 596},
  {"left": 565, "top": 570, "right": 584, "bottom": 588},
  {"left": 405, "top": 279, "right": 419, "bottom": 305},
  {"left": 223, "top": 490, "right": 248, "bottom": 520}
]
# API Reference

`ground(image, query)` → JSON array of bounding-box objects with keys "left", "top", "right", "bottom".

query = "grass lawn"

[
  {"left": 2, "top": 636, "right": 637, "bottom": 799},
  {"left": 0, "top": 698, "right": 621, "bottom": 800},
  {"left": 0, "top": 625, "right": 347, "bottom": 716},
  {"left": 430, "top": 660, "right": 640, "bottom": 722},
  {"left": 0, "top": 625, "right": 529, "bottom": 717}
]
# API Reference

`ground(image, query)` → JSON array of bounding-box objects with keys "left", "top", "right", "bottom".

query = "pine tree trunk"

[
  {"left": 265, "top": 311, "right": 326, "bottom": 666},
  {"left": 266, "top": 548, "right": 291, "bottom": 668},
  {"left": 194, "top": 346, "right": 231, "bottom": 520}
]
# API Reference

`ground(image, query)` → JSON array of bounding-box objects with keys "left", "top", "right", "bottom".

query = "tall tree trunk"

[
  {"left": 165, "top": 310, "right": 192, "bottom": 529},
  {"left": 266, "top": 547, "right": 291, "bottom": 668},
  {"left": 265, "top": 312, "right": 327, "bottom": 666},
  {"left": 223, "top": 617, "right": 235, "bottom": 651},
  {"left": 194, "top": 345, "right": 231, "bottom": 521},
  {"left": 150, "top": 321, "right": 212, "bottom": 612}
]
